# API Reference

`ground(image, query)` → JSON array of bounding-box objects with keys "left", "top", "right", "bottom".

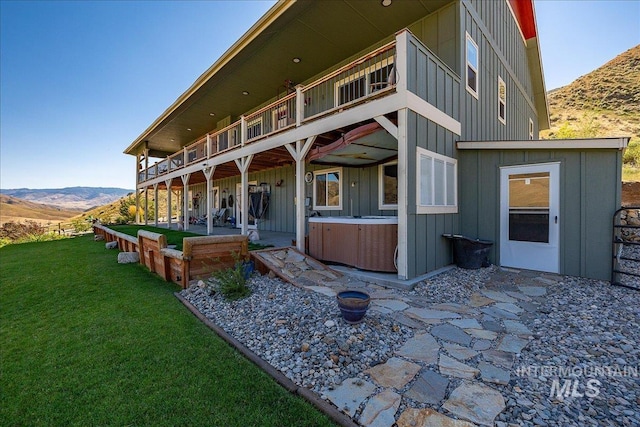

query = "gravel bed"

[
  {"left": 180, "top": 266, "right": 639, "bottom": 426},
  {"left": 181, "top": 276, "right": 414, "bottom": 393},
  {"left": 502, "top": 276, "right": 640, "bottom": 427}
]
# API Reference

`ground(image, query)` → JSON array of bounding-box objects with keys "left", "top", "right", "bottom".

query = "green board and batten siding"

[
  {"left": 460, "top": 0, "right": 539, "bottom": 142},
  {"left": 405, "top": 111, "right": 460, "bottom": 278},
  {"left": 458, "top": 149, "right": 623, "bottom": 280}
]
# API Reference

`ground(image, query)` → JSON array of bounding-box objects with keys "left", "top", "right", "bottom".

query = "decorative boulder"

[
  {"left": 94, "top": 235, "right": 105, "bottom": 241},
  {"left": 105, "top": 241, "right": 118, "bottom": 249},
  {"left": 118, "top": 252, "right": 140, "bottom": 264}
]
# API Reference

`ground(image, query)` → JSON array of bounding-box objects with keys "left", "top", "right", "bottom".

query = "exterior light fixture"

[
  {"left": 187, "top": 128, "right": 192, "bottom": 131},
  {"left": 242, "top": 91, "right": 249, "bottom": 95},
  {"left": 209, "top": 112, "right": 215, "bottom": 116},
  {"left": 292, "top": 57, "right": 301, "bottom": 63},
  {"left": 381, "top": 0, "right": 392, "bottom": 6}
]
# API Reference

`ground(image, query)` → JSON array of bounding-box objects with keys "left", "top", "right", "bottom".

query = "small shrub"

[
  {"left": 0, "top": 221, "right": 44, "bottom": 240},
  {"left": 71, "top": 218, "right": 92, "bottom": 233},
  {"left": 0, "top": 221, "right": 68, "bottom": 247},
  {"left": 211, "top": 253, "right": 251, "bottom": 301},
  {"left": 623, "top": 139, "right": 640, "bottom": 167}
]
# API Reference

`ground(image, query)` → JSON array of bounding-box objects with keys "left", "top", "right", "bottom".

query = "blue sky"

[{"left": 1, "top": 0, "right": 638, "bottom": 190}]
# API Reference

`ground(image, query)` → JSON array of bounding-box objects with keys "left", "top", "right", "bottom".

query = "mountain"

[
  {"left": 0, "top": 194, "right": 82, "bottom": 224},
  {"left": 0, "top": 187, "right": 133, "bottom": 210},
  {"left": 541, "top": 45, "right": 640, "bottom": 143}
]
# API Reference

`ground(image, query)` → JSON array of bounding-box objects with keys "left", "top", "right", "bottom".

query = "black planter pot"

[{"left": 336, "top": 290, "right": 371, "bottom": 324}]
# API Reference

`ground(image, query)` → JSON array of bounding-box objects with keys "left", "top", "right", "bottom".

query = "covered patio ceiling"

[
  {"left": 155, "top": 114, "right": 399, "bottom": 190},
  {"left": 125, "top": 0, "right": 452, "bottom": 160}
]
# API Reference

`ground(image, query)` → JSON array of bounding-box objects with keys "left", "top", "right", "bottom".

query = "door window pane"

[{"left": 508, "top": 172, "right": 550, "bottom": 242}]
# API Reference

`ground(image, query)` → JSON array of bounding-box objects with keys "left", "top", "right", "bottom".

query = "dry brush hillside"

[
  {"left": 541, "top": 44, "right": 640, "bottom": 142},
  {"left": 0, "top": 195, "right": 82, "bottom": 225}
]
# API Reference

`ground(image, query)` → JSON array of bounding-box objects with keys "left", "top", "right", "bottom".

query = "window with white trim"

[
  {"left": 378, "top": 161, "right": 398, "bottom": 210},
  {"left": 498, "top": 76, "right": 506, "bottom": 124},
  {"left": 335, "top": 58, "right": 394, "bottom": 107},
  {"left": 416, "top": 147, "right": 457, "bottom": 214},
  {"left": 529, "top": 118, "right": 534, "bottom": 140},
  {"left": 466, "top": 33, "right": 479, "bottom": 98},
  {"left": 313, "top": 168, "right": 342, "bottom": 210}
]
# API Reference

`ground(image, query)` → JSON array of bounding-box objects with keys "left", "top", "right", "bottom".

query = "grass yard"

[
  {"left": 110, "top": 224, "right": 201, "bottom": 251},
  {"left": 109, "top": 224, "right": 272, "bottom": 251},
  {"left": 0, "top": 235, "right": 335, "bottom": 426}
]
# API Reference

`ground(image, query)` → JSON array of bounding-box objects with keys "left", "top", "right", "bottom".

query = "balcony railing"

[{"left": 138, "top": 31, "right": 459, "bottom": 184}]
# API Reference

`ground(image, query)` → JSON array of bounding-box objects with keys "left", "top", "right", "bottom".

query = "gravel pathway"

[{"left": 180, "top": 265, "right": 639, "bottom": 426}]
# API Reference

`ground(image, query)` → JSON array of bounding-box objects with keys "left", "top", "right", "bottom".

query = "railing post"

[
  {"left": 144, "top": 148, "right": 149, "bottom": 180},
  {"left": 240, "top": 115, "right": 247, "bottom": 146},
  {"left": 183, "top": 147, "right": 188, "bottom": 165},
  {"left": 206, "top": 134, "right": 212, "bottom": 158},
  {"left": 296, "top": 85, "right": 304, "bottom": 126},
  {"left": 395, "top": 30, "right": 408, "bottom": 93}
]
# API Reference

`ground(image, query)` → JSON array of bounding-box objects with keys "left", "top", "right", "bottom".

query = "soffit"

[{"left": 127, "top": 0, "right": 453, "bottom": 157}]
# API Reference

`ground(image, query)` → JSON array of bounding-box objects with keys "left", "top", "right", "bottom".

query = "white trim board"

[{"left": 457, "top": 138, "right": 629, "bottom": 150}]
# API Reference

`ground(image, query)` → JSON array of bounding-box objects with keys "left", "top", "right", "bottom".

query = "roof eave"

[{"left": 123, "top": 0, "right": 295, "bottom": 156}]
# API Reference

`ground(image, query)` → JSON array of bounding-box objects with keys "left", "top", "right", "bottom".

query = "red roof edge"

[{"left": 509, "top": 0, "right": 536, "bottom": 39}]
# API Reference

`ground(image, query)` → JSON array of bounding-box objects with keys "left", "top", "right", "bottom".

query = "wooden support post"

[
  {"left": 153, "top": 183, "right": 159, "bottom": 226},
  {"left": 165, "top": 178, "right": 173, "bottom": 229},
  {"left": 204, "top": 166, "right": 215, "bottom": 234},
  {"left": 144, "top": 187, "right": 149, "bottom": 225},
  {"left": 234, "top": 155, "right": 254, "bottom": 236},
  {"left": 285, "top": 136, "right": 316, "bottom": 253},
  {"left": 397, "top": 108, "right": 408, "bottom": 279},
  {"left": 181, "top": 174, "right": 190, "bottom": 231}
]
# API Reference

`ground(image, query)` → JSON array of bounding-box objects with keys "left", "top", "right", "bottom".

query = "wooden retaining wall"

[{"left": 93, "top": 224, "right": 248, "bottom": 289}]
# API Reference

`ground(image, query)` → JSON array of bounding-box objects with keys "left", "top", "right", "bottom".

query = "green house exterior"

[{"left": 125, "top": 0, "right": 628, "bottom": 282}]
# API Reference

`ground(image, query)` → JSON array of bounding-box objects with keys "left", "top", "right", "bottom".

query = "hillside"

[
  {"left": 0, "top": 194, "right": 82, "bottom": 224},
  {"left": 540, "top": 45, "right": 640, "bottom": 204},
  {"left": 541, "top": 44, "right": 640, "bottom": 156},
  {"left": 0, "top": 187, "right": 133, "bottom": 210}
]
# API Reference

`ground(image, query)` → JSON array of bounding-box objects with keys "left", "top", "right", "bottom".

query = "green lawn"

[
  {"left": 0, "top": 236, "right": 334, "bottom": 426},
  {"left": 109, "top": 224, "right": 272, "bottom": 251},
  {"left": 110, "top": 224, "right": 201, "bottom": 251}
]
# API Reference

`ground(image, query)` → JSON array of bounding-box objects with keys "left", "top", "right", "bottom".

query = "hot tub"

[{"left": 308, "top": 216, "right": 398, "bottom": 272}]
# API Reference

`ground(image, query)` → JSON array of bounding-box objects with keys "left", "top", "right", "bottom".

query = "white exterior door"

[
  {"left": 235, "top": 182, "right": 257, "bottom": 229},
  {"left": 500, "top": 162, "right": 560, "bottom": 273}
]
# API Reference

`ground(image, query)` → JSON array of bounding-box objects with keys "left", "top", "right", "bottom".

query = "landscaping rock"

[
  {"left": 117, "top": 252, "right": 139, "bottom": 264},
  {"left": 105, "top": 241, "right": 118, "bottom": 249},
  {"left": 443, "top": 382, "right": 505, "bottom": 426}
]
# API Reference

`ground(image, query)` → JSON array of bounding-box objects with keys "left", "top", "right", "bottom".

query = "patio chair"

[{"left": 213, "top": 208, "right": 227, "bottom": 226}]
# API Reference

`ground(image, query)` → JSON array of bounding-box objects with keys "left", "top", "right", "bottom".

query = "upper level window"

[
  {"left": 313, "top": 168, "right": 342, "bottom": 210},
  {"left": 466, "top": 33, "right": 479, "bottom": 98},
  {"left": 378, "top": 161, "right": 398, "bottom": 210},
  {"left": 335, "top": 58, "right": 394, "bottom": 106},
  {"left": 498, "top": 76, "right": 506, "bottom": 124},
  {"left": 529, "top": 118, "right": 534, "bottom": 140},
  {"left": 416, "top": 147, "right": 457, "bottom": 214}
]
